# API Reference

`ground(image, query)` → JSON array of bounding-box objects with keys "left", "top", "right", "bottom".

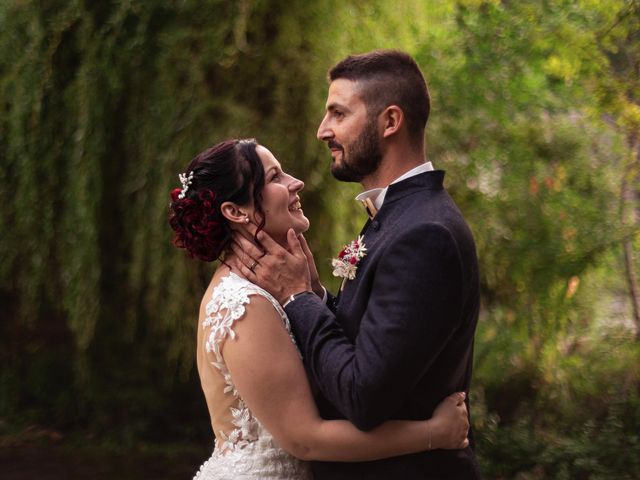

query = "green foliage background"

[{"left": 1, "top": 1, "right": 639, "bottom": 478}]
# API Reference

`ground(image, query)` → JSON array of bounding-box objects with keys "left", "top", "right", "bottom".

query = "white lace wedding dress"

[{"left": 193, "top": 272, "right": 313, "bottom": 480}]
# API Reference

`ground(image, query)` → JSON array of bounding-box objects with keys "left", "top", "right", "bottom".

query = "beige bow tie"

[{"left": 360, "top": 198, "right": 378, "bottom": 219}]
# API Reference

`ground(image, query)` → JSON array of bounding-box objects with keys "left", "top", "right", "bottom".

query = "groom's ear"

[
  {"left": 380, "top": 105, "right": 404, "bottom": 139},
  {"left": 220, "top": 201, "right": 249, "bottom": 225}
]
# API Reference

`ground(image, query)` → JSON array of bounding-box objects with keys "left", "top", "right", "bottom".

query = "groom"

[{"left": 238, "top": 50, "right": 481, "bottom": 479}]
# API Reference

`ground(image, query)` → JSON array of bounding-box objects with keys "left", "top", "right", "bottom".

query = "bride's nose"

[{"left": 288, "top": 175, "right": 304, "bottom": 192}]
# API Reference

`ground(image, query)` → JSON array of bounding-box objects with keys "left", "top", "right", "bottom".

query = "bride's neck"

[{"left": 219, "top": 252, "right": 245, "bottom": 279}]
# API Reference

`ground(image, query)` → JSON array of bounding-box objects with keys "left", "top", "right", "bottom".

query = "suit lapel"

[{"left": 334, "top": 170, "right": 446, "bottom": 313}]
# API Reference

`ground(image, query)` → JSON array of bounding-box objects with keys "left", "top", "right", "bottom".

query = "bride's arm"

[{"left": 221, "top": 295, "right": 468, "bottom": 462}]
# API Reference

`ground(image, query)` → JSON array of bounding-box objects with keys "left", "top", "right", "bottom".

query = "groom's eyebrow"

[{"left": 327, "top": 102, "right": 349, "bottom": 112}]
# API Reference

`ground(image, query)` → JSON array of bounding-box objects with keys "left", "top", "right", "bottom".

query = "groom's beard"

[{"left": 330, "top": 117, "right": 382, "bottom": 183}]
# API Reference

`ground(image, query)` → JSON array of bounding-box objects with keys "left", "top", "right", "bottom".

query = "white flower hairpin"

[{"left": 178, "top": 171, "right": 194, "bottom": 199}]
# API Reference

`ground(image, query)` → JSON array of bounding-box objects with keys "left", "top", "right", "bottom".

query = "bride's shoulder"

[
  {"left": 202, "top": 271, "right": 283, "bottom": 328},
  {"left": 199, "top": 271, "right": 298, "bottom": 358}
]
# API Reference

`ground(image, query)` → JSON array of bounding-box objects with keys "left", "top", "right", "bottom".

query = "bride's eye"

[{"left": 270, "top": 173, "right": 281, "bottom": 182}]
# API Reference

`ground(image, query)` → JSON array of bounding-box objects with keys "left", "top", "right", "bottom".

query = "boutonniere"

[{"left": 331, "top": 235, "right": 367, "bottom": 280}]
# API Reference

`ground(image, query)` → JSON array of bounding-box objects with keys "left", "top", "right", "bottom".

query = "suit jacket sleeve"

[{"left": 285, "top": 222, "right": 466, "bottom": 431}]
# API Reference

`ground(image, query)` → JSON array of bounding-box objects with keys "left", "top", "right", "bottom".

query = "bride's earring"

[{"left": 244, "top": 217, "right": 250, "bottom": 224}]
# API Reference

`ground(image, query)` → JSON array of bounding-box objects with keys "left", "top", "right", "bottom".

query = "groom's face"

[{"left": 317, "top": 79, "right": 382, "bottom": 183}]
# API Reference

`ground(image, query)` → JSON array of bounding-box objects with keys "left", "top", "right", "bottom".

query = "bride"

[{"left": 169, "top": 139, "right": 470, "bottom": 479}]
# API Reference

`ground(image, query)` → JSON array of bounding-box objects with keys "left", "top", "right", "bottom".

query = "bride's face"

[{"left": 249, "top": 146, "right": 309, "bottom": 244}]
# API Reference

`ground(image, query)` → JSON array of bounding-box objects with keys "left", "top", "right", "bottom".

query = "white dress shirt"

[{"left": 355, "top": 162, "right": 434, "bottom": 211}]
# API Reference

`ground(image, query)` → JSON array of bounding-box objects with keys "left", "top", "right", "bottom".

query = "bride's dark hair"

[{"left": 168, "top": 139, "right": 266, "bottom": 262}]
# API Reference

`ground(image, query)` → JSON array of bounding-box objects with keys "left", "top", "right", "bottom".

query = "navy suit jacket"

[{"left": 285, "top": 171, "right": 481, "bottom": 479}]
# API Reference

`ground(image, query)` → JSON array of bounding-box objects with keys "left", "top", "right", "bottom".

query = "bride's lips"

[{"left": 289, "top": 198, "right": 303, "bottom": 213}]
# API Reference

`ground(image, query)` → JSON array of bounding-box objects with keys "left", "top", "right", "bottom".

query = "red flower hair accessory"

[{"left": 170, "top": 188, "right": 182, "bottom": 202}]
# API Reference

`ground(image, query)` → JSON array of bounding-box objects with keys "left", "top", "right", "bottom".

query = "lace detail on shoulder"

[{"left": 203, "top": 272, "right": 297, "bottom": 453}]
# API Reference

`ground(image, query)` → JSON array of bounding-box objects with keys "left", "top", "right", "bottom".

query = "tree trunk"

[{"left": 621, "top": 133, "right": 640, "bottom": 340}]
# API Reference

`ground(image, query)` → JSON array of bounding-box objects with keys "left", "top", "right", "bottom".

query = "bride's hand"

[{"left": 428, "top": 392, "right": 469, "bottom": 450}]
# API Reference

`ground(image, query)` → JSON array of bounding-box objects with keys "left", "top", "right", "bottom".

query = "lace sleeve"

[{"left": 203, "top": 274, "right": 298, "bottom": 378}]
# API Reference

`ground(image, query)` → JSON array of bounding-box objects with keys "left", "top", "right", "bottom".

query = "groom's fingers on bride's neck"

[
  {"left": 286, "top": 229, "right": 305, "bottom": 257},
  {"left": 229, "top": 241, "right": 244, "bottom": 261},
  {"left": 232, "top": 230, "right": 257, "bottom": 251},
  {"left": 230, "top": 241, "right": 257, "bottom": 268},
  {"left": 255, "top": 229, "right": 286, "bottom": 255},
  {"left": 297, "top": 234, "right": 311, "bottom": 253},
  {"left": 298, "top": 235, "right": 313, "bottom": 261},
  {"left": 244, "top": 222, "right": 258, "bottom": 237},
  {"left": 231, "top": 238, "right": 260, "bottom": 266},
  {"left": 234, "top": 227, "right": 257, "bottom": 244}
]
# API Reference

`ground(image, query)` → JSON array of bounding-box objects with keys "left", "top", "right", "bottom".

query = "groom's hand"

[
  {"left": 232, "top": 227, "right": 313, "bottom": 306},
  {"left": 297, "top": 234, "right": 325, "bottom": 298}
]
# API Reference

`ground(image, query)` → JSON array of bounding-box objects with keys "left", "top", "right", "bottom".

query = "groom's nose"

[{"left": 317, "top": 115, "right": 332, "bottom": 141}]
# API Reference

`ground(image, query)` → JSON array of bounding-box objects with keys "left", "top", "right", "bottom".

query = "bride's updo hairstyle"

[{"left": 169, "top": 139, "right": 266, "bottom": 262}]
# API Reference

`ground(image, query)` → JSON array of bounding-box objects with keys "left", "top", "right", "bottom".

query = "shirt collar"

[{"left": 355, "top": 162, "right": 434, "bottom": 211}]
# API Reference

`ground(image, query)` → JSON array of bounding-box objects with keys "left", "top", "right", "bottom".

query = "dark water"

[{"left": 2, "top": 444, "right": 209, "bottom": 479}]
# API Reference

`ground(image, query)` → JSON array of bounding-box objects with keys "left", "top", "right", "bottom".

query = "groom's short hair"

[{"left": 329, "top": 50, "right": 430, "bottom": 147}]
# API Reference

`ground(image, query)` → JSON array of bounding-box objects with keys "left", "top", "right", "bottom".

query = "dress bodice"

[{"left": 193, "top": 272, "right": 311, "bottom": 480}]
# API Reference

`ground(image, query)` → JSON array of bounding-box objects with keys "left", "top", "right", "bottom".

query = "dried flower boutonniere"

[{"left": 331, "top": 235, "right": 367, "bottom": 281}]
